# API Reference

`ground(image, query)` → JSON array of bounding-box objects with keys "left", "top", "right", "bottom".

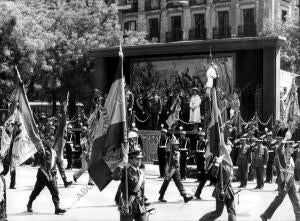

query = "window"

[
  {"left": 194, "top": 13, "right": 205, "bottom": 31},
  {"left": 218, "top": 11, "right": 229, "bottom": 35},
  {"left": 282, "top": 10, "right": 287, "bottom": 22},
  {"left": 124, "top": 20, "right": 136, "bottom": 31},
  {"left": 171, "top": 16, "right": 181, "bottom": 33},
  {"left": 149, "top": 18, "right": 160, "bottom": 41}
]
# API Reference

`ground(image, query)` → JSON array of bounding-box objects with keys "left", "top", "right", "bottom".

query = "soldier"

[
  {"left": 0, "top": 159, "right": 7, "bottom": 221},
  {"left": 236, "top": 137, "right": 251, "bottom": 188},
  {"left": 65, "top": 124, "right": 74, "bottom": 169},
  {"left": 147, "top": 90, "right": 162, "bottom": 130},
  {"left": 157, "top": 128, "right": 168, "bottom": 178},
  {"left": 178, "top": 130, "right": 191, "bottom": 180},
  {"left": 158, "top": 137, "right": 193, "bottom": 203},
  {"left": 198, "top": 147, "right": 236, "bottom": 221},
  {"left": 73, "top": 127, "right": 93, "bottom": 185},
  {"left": 195, "top": 130, "right": 206, "bottom": 182},
  {"left": 251, "top": 138, "right": 268, "bottom": 190},
  {"left": 264, "top": 131, "right": 276, "bottom": 183},
  {"left": 112, "top": 140, "right": 147, "bottom": 221},
  {"left": 260, "top": 140, "right": 300, "bottom": 221},
  {"left": 27, "top": 136, "right": 66, "bottom": 214}
]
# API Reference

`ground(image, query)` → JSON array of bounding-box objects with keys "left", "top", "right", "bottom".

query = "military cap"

[
  {"left": 128, "top": 145, "right": 143, "bottom": 159},
  {"left": 161, "top": 128, "right": 167, "bottom": 133},
  {"left": 180, "top": 130, "right": 186, "bottom": 135}
]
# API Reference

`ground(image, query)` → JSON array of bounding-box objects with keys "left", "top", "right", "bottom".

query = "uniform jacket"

[
  {"left": 179, "top": 137, "right": 191, "bottom": 152},
  {"left": 38, "top": 146, "right": 58, "bottom": 181},
  {"left": 252, "top": 144, "right": 268, "bottom": 167},
  {"left": 236, "top": 143, "right": 251, "bottom": 165}
]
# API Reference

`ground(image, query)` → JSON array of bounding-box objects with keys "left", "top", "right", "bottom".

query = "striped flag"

[
  {"left": 284, "top": 81, "right": 300, "bottom": 125},
  {"left": 7, "top": 76, "right": 43, "bottom": 166},
  {"left": 88, "top": 45, "right": 128, "bottom": 191},
  {"left": 205, "top": 87, "right": 233, "bottom": 180}
]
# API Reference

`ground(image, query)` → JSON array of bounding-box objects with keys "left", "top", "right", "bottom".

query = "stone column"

[
  {"left": 263, "top": 46, "right": 281, "bottom": 121},
  {"left": 160, "top": 0, "right": 168, "bottom": 43},
  {"left": 183, "top": 6, "right": 191, "bottom": 40}
]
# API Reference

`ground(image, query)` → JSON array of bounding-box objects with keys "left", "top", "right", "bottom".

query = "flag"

[
  {"left": 1, "top": 109, "right": 17, "bottom": 157},
  {"left": 54, "top": 93, "right": 69, "bottom": 159},
  {"left": 88, "top": 45, "right": 128, "bottom": 191},
  {"left": 8, "top": 80, "right": 43, "bottom": 166},
  {"left": 205, "top": 87, "right": 233, "bottom": 180},
  {"left": 284, "top": 81, "right": 300, "bottom": 125}
]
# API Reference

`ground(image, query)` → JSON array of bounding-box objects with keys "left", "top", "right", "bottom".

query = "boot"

[
  {"left": 27, "top": 201, "right": 33, "bottom": 213},
  {"left": 55, "top": 208, "right": 66, "bottom": 215},
  {"left": 158, "top": 195, "right": 167, "bottom": 203},
  {"left": 64, "top": 181, "right": 72, "bottom": 188},
  {"left": 183, "top": 194, "right": 193, "bottom": 203},
  {"left": 260, "top": 214, "right": 268, "bottom": 221}
]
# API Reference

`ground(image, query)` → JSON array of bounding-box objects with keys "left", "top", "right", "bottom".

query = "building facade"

[{"left": 114, "top": 0, "right": 299, "bottom": 43}]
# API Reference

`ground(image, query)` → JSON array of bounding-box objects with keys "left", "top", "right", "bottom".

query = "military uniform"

[
  {"left": 252, "top": 139, "right": 268, "bottom": 189},
  {"left": 178, "top": 132, "right": 190, "bottom": 180},
  {"left": 157, "top": 129, "right": 168, "bottom": 178},
  {"left": 158, "top": 138, "right": 193, "bottom": 203},
  {"left": 65, "top": 129, "right": 74, "bottom": 169},
  {"left": 261, "top": 141, "right": 300, "bottom": 221},
  {"left": 195, "top": 132, "right": 206, "bottom": 181},
  {"left": 112, "top": 142, "right": 147, "bottom": 221},
  {"left": 147, "top": 92, "right": 162, "bottom": 130},
  {"left": 27, "top": 137, "right": 66, "bottom": 214},
  {"left": 199, "top": 157, "right": 236, "bottom": 221},
  {"left": 264, "top": 132, "right": 276, "bottom": 183},
  {"left": 236, "top": 138, "right": 251, "bottom": 187},
  {"left": 0, "top": 175, "right": 7, "bottom": 221}
]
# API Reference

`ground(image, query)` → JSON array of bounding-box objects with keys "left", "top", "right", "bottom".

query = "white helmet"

[{"left": 128, "top": 131, "right": 138, "bottom": 139}]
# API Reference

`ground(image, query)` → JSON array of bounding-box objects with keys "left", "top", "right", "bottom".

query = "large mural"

[{"left": 131, "top": 55, "right": 235, "bottom": 99}]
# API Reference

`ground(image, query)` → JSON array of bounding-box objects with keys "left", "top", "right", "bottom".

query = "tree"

[{"left": 259, "top": 17, "right": 300, "bottom": 73}]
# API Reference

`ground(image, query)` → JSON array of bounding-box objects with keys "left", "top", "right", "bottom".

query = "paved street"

[{"left": 5, "top": 164, "right": 298, "bottom": 221}]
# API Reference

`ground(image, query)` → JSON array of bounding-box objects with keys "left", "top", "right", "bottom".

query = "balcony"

[
  {"left": 212, "top": 26, "right": 231, "bottom": 39},
  {"left": 166, "top": 30, "right": 183, "bottom": 42},
  {"left": 238, "top": 24, "right": 257, "bottom": 37},
  {"left": 189, "top": 0, "right": 207, "bottom": 6},
  {"left": 145, "top": 0, "right": 161, "bottom": 11},
  {"left": 117, "top": 0, "right": 138, "bottom": 12},
  {"left": 189, "top": 28, "right": 206, "bottom": 40}
]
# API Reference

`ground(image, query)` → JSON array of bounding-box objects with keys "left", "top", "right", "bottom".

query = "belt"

[{"left": 159, "top": 146, "right": 166, "bottom": 148}]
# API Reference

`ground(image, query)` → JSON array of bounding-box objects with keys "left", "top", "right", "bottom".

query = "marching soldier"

[
  {"left": 112, "top": 139, "right": 147, "bottom": 221},
  {"left": 264, "top": 131, "right": 276, "bottom": 183},
  {"left": 178, "top": 130, "right": 190, "bottom": 180},
  {"left": 195, "top": 130, "right": 206, "bottom": 182},
  {"left": 236, "top": 137, "right": 251, "bottom": 188},
  {"left": 0, "top": 159, "right": 7, "bottom": 221},
  {"left": 158, "top": 137, "right": 193, "bottom": 203},
  {"left": 261, "top": 140, "right": 300, "bottom": 221},
  {"left": 27, "top": 136, "right": 66, "bottom": 214},
  {"left": 251, "top": 138, "right": 268, "bottom": 190},
  {"left": 157, "top": 128, "right": 168, "bottom": 178}
]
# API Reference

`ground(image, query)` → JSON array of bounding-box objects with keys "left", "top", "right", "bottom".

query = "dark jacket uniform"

[
  {"left": 236, "top": 143, "right": 251, "bottom": 187},
  {"left": 195, "top": 139, "right": 206, "bottom": 180}
]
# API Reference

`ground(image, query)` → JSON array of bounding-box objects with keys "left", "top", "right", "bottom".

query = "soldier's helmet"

[{"left": 128, "top": 131, "right": 138, "bottom": 139}]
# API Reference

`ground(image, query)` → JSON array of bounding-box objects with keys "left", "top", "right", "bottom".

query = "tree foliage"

[
  {"left": 259, "top": 17, "right": 300, "bottom": 72},
  {"left": 0, "top": 0, "right": 148, "bottom": 115}
]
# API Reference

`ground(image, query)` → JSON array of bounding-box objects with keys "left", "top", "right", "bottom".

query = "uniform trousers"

[
  {"left": 159, "top": 170, "right": 186, "bottom": 197},
  {"left": 199, "top": 196, "right": 236, "bottom": 221},
  {"left": 238, "top": 164, "right": 249, "bottom": 187},
  {"left": 255, "top": 166, "right": 265, "bottom": 188},
  {"left": 261, "top": 180, "right": 300, "bottom": 221},
  {"left": 29, "top": 170, "right": 60, "bottom": 208},
  {"left": 180, "top": 152, "right": 187, "bottom": 179},
  {"left": 266, "top": 152, "right": 275, "bottom": 182},
  {"left": 157, "top": 148, "right": 166, "bottom": 177},
  {"left": 65, "top": 143, "right": 73, "bottom": 169}
]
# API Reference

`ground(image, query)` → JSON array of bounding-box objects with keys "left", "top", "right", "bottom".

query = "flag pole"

[{"left": 119, "top": 42, "right": 129, "bottom": 213}]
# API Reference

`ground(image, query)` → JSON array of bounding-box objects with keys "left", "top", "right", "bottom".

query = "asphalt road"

[{"left": 5, "top": 164, "right": 299, "bottom": 221}]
